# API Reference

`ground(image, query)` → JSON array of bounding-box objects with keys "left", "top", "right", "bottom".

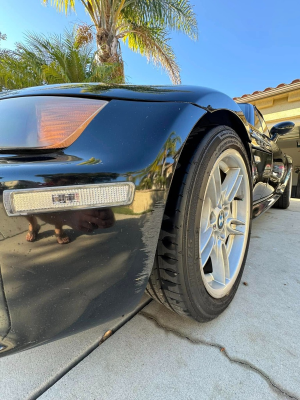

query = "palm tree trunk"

[{"left": 96, "top": 28, "right": 125, "bottom": 83}]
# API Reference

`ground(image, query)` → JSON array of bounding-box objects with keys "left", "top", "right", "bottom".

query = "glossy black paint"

[
  {"left": 0, "top": 85, "right": 291, "bottom": 356},
  {"left": 0, "top": 99, "right": 206, "bottom": 355},
  {"left": 270, "top": 121, "right": 295, "bottom": 140},
  {"left": 0, "top": 83, "right": 245, "bottom": 114},
  {"left": 238, "top": 102, "right": 292, "bottom": 202}
]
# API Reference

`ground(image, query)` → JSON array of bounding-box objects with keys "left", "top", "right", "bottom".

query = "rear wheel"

[
  {"left": 146, "top": 126, "right": 252, "bottom": 322},
  {"left": 273, "top": 176, "right": 292, "bottom": 209}
]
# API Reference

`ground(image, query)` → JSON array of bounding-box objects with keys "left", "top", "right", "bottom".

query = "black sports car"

[{"left": 0, "top": 84, "right": 294, "bottom": 356}]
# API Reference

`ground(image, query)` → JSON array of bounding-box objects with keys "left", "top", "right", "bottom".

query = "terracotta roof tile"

[{"left": 236, "top": 79, "right": 300, "bottom": 99}]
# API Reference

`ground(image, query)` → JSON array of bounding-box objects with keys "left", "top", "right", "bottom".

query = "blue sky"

[{"left": 1, "top": 0, "right": 299, "bottom": 97}]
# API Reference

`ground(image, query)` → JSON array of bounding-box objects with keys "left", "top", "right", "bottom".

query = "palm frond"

[
  {"left": 0, "top": 28, "right": 118, "bottom": 90},
  {"left": 42, "top": 62, "right": 68, "bottom": 83},
  {"left": 87, "top": 61, "right": 123, "bottom": 83},
  {"left": 0, "top": 32, "right": 12, "bottom": 58},
  {"left": 123, "top": 24, "right": 181, "bottom": 84},
  {"left": 42, "top": 0, "right": 76, "bottom": 14},
  {"left": 121, "top": 0, "right": 198, "bottom": 40},
  {"left": 0, "top": 52, "right": 44, "bottom": 91}
]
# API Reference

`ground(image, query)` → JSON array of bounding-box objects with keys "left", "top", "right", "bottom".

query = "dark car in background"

[{"left": 0, "top": 84, "right": 294, "bottom": 356}]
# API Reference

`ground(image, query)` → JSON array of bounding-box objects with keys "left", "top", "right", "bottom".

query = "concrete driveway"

[{"left": 1, "top": 200, "right": 300, "bottom": 400}]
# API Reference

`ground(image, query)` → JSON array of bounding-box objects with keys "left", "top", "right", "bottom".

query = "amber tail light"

[{"left": 0, "top": 96, "right": 108, "bottom": 150}]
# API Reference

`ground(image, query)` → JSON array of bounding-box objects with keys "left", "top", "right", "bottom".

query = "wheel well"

[
  {"left": 165, "top": 110, "right": 252, "bottom": 215},
  {"left": 178, "top": 109, "right": 251, "bottom": 172}
]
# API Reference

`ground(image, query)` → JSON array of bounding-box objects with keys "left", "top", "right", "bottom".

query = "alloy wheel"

[{"left": 199, "top": 149, "right": 250, "bottom": 299}]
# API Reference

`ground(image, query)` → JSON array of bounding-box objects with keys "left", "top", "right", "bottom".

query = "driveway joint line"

[
  {"left": 28, "top": 298, "right": 151, "bottom": 400},
  {"left": 140, "top": 311, "right": 299, "bottom": 400}
]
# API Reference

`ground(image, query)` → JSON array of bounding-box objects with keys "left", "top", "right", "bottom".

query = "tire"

[
  {"left": 146, "top": 126, "right": 252, "bottom": 322},
  {"left": 273, "top": 176, "right": 291, "bottom": 209}
]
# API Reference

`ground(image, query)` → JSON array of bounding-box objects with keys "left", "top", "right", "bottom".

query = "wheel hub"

[{"left": 217, "top": 210, "right": 225, "bottom": 230}]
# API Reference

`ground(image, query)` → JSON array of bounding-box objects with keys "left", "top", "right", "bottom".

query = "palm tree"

[
  {"left": 0, "top": 32, "right": 11, "bottom": 58},
  {"left": 0, "top": 52, "right": 43, "bottom": 91},
  {"left": 0, "top": 32, "right": 7, "bottom": 50},
  {"left": 42, "top": 0, "right": 198, "bottom": 84},
  {"left": 0, "top": 29, "right": 121, "bottom": 91}
]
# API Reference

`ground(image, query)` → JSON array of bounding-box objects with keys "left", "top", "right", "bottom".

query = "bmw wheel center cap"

[{"left": 218, "top": 211, "right": 225, "bottom": 230}]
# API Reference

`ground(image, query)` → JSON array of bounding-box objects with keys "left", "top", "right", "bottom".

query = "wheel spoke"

[
  {"left": 204, "top": 274, "right": 214, "bottom": 283},
  {"left": 228, "top": 175, "right": 243, "bottom": 203},
  {"left": 211, "top": 240, "right": 229, "bottom": 284},
  {"left": 200, "top": 226, "right": 213, "bottom": 253},
  {"left": 201, "top": 195, "right": 211, "bottom": 234},
  {"left": 222, "top": 168, "right": 242, "bottom": 203},
  {"left": 200, "top": 235, "right": 214, "bottom": 267},
  {"left": 222, "top": 243, "right": 230, "bottom": 279},
  {"left": 226, "top": 218, "right": 245, "bottom": 236},
  {"left": 208, "top": 166, "right": 222, "bottom": 208}
]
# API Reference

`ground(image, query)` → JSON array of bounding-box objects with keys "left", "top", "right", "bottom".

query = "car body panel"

[
  {"left": 239, "top": 102, "right": 292, "bottom": 202},
  {"left": 238, "top": 103, "right": 274, "bottom": 202},
  {"left": 0, "top": 83, "right": 244, "bottom": 113},
  {"left": 0, "top": 85, "right": 291, "bottom": 356},
  {"left": 0, "top": 99, "right": 206, "bottom": 355}
]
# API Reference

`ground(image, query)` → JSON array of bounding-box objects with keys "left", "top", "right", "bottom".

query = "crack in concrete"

[{"left": 140, "top": 312, "right": 299, "bottom": 400}]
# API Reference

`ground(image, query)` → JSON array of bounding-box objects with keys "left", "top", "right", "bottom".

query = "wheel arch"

[
  {"left": 165, "top": 108, "right": 252, "bottom": 216},
  {"left": 187, "top": 108, "right": 251, "bottom": 160}
]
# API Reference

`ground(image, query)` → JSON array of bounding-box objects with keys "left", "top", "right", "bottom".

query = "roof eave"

[{"left": 234, "top": 82, "right": 300, "bottom": 103}]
